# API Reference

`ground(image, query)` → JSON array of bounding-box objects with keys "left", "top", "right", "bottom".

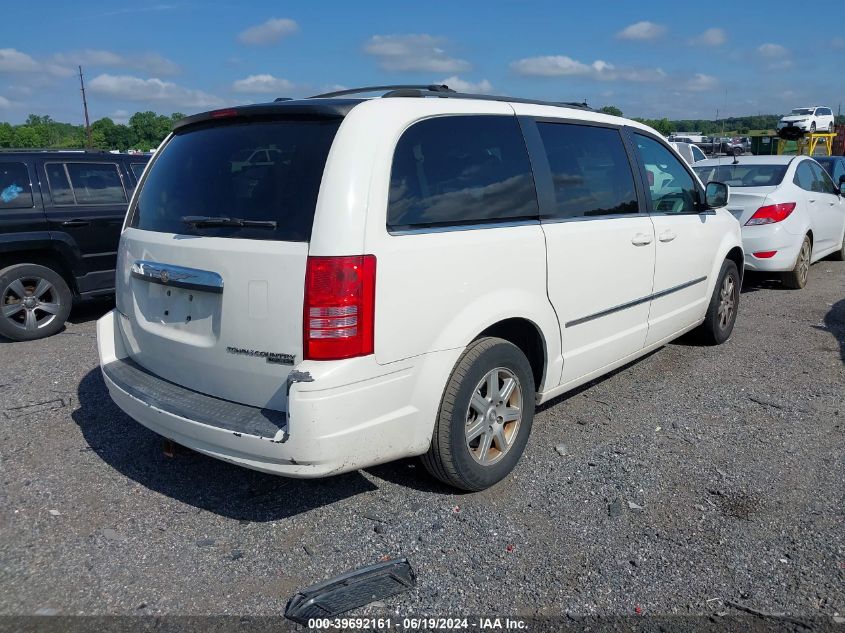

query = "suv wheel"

[
  {"left": 697, "top": 259, "right": 740, "bottom": 345},
  {"left": 0, "top": 264, "right": 72, "bottom": 341},
  {"left": 782, "top": 236, "right": 811, "bottom": 289},
  {"left": 422, "top": 337, "right": 535, "bottom": 491}
]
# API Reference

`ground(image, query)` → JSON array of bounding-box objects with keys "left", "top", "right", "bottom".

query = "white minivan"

[{"left": 97, "top": 86, "right": 744, "bottom": 490}]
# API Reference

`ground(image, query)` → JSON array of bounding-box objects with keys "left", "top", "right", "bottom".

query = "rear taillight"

[
  {"left": 753, "top": 251, "right": 777, "bottom": 258},
  {"left": 745, "top": 202, "right": 796, "bottom": 226},
  {"left": 303, "top": 255, "right": 376, "bottom": 361}
]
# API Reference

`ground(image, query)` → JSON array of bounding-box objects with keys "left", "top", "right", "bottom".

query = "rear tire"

[
  {"left": 697, "top": 259, "right": 740, "bottom": 345},
  {"left": 830, "top": 231, "right": 845, "bottom": 261},
  {"left": 0, "top": 263, "right": 72, "bottom": 341},
  {"left": 782, "top": 236, "right": 812, "bottom": 289},
  {"left": 421, "top": 337, "right": 535, "bottom": 491}
]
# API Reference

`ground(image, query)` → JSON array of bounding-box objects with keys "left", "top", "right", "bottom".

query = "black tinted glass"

[
  {"left": 793, "top": 161, "right": 814, "bottom": 191},
  {"left": 693, "top": 164, "right": 787, "bottom": 187},
  {"left": 537, "top": 123, "right": 638, "bottom": 219},
  {"left": 45, "top": 163, "right": 74, "bottom": 204},
  {"left": 132, "top": 119, "right": 340, "bottom": 241},
  {"left": 66, "top": 163, "right": 126, "bottom": 204},
  {"left": 0, "top": 162, "right": 33, "bottom": 210},
  {"left": 130, "top": 163, "right": 146, "bottom": 179},
  {"left": 387, "top": 115, "right": 538, "bottom": 229}
]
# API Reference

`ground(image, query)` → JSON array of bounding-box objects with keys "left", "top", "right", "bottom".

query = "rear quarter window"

[
  {"left": 387, "top": 115, "right": 538, "bottom": 230},
  {"left": 130, "top": 118, "right": 340, "bottom": 242},
  {"left": 0, "top": 162, "right": 34, "bottom": 209}
]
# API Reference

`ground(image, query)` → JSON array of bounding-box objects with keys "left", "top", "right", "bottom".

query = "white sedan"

[{"left": 693, "top": 156, "right": 845, "bottom": 288}]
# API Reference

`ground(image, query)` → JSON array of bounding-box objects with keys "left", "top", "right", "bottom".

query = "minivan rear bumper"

[{"left": 96, "top": 310, "right": 452, "bottom": 477}]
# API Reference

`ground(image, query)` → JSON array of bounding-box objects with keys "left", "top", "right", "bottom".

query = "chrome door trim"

[
  {"left": 130, "top": 260, "right": 224, "bottom": 294},
  {"left": 565, "top": 276, "right": 706, "bottom": 328}
]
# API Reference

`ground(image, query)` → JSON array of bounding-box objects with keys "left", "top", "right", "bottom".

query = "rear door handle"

[
  {"left": 631, "top": 233, "right": 653, "bottom": 246},
  {"left": 61, "top": 219, "right": 90, "bottom": 227},
  {"left": 659, "top": 230, "right": 677, "bottom": 242}
]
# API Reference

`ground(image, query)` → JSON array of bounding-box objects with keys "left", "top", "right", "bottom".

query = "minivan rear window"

[{"left": 130, "top": 118, "right": 341, "bottom": 241}]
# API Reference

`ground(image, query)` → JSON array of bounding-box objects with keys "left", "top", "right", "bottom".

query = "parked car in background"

[
  {"left": 777, "top": 107, "right": 836, "bottom": 134},
  {"left": 97, "top": 88, "right": 743, "bottom": 491},
  {"left": 670, "top": 141, "right": 707, "bottom": 164},
  {"left": 693, "top": 156, "right": 845, "bottom": 288},
  {"left": 814, "top": 156, "right": 845, "bottom": 186},
  {"left": 0, "top": 150, "right": 149, "bottom": 341}
]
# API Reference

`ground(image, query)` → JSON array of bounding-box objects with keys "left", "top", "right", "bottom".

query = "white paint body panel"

[{"left": 98, "top": 97, "right": 743, "bottom": 477}]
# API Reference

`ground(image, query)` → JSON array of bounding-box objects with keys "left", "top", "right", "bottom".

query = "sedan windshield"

[{"left": 693, "top": 164, "right": 788, "bottom": 187}]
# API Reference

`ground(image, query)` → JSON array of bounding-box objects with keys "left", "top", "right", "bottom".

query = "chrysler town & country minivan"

[{"left": 97, "top": 85, "right": 742, "bottom": 490}]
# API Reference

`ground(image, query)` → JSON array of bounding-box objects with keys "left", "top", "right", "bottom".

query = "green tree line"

[
  {"left": 600, "top": 106, "right": 845, "bottom": 136},
  {"left": 0, "top": 111, "right": 185, "bottom": 151}
]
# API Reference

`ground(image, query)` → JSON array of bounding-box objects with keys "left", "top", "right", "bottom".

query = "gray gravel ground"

[{"left": 0, "top": 261, "right": 843, "bottom": 624}]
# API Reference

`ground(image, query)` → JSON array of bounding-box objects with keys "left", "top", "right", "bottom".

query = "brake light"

[
  {"left": 303, "top": 255, "right": 376, "bottom": 361},
  {"left": 210, "top": 108, "right": 238, "bottom": 118},
  {"left": 753, "top": 251, "right": 777, "bottom": 258},
  {"left": 745, "top": 202, "right": 796, "bottom": 226}
]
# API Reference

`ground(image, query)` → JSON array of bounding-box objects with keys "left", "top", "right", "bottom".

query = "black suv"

[{"left": 0, "top": 150, "right": 149, "bottom": 341}]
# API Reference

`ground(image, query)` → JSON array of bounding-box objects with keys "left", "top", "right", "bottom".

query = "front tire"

[
  {"left": 422, "top": 337, "right": 535, "bottom": 491},
  {"left": 697, "top": 259, "right": 740, "bottom": 345},
  {"left": 782, "top": 236, "right": 811, "bottom": 289},
  {"left": 0, "top": 263, "right": 72, "bottom": 341}
]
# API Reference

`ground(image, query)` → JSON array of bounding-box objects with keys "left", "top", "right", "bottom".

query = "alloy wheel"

[
  {"left": 717, "top": 274, "right": 736, "bottom": 330},
  {"left": 797, "top": 240, "right": 810, "bottom": 286},
  {"left": 1, "top": 276, "right": 62, "bottom": 334},
  {"left": 464, "top": 367, "right": 523, "bottom": 466}
]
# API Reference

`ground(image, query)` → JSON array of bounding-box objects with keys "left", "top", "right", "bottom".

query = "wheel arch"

[
  {"left": 0, "top": 248, "right": 78, "bottom": 296},
  {"left": 476, "top": 317, "right": 547, "bottom": 392}
]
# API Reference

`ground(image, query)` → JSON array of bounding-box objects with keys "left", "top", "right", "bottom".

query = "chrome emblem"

[{"left": 159, "top": 269, "right": 169, "bottom": 284}]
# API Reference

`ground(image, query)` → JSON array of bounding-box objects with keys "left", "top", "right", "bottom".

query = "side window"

[
  {"left": 808, "top": 161, "right": 835, "bottom": 194},
  {"left": 691, "top": 145, "right": 706, "bottom": 162},
  {"left": 834, "top": 161, "right": 845, "bottom": 184},
  {"left": 633, "top": 134, "right": 698, "bottom": 214},
  {"left": 0, "top": 162, "right": 34, "bottom": 210},
  {"left": 130, "top": 163, "right": 146, "bottom": 180},
  {"left": 65, "top": 163, "right": 127, "bottom": 204},
  {"left": 45, "top": 163, "right": 75, "bottom": 205},
  {"left": 387, "top": 115, "right": 538, "bottom": 229},
  {"left": 793, "top": 161, "right": 815, "bottom": 191},
  {"left": 536, "top": 122, "right": 638, "bottom": 219}
]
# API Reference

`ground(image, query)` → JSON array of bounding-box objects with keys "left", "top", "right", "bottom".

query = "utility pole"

[{"left": 78, "top": 65, "right": 92, "bottom": 149}]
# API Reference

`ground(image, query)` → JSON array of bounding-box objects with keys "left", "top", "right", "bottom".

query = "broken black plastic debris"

[{"left": 284, "top": 558, "right": 415, "bottom": 624}]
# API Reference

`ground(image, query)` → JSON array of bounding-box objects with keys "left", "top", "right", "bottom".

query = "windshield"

[
  {"left": 693, "top": 164, "right": 788, "bottom": 187},
  {"left": 130, "top": 118, "right": 341, "bottom": 241},
  {"left": 789, "top": 109, "right": 813, "bottom": 116}
]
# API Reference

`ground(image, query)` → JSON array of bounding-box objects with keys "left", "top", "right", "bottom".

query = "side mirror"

[{"left": 705, "top": 181, "right": 729, "bottom": 208}]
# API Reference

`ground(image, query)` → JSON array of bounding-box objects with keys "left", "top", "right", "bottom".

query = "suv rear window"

[
  {"left": 387, "top": 115, "right": 538, "bottom": 230},
  {"left": 130, "top": 118, "right": 341, "bottom": 241}
]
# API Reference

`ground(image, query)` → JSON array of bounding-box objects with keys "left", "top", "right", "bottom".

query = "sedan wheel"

[{"left": 782, "top": 237, "right": 811, "bottom": 289}]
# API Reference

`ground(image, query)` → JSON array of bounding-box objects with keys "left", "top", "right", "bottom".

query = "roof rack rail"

[
  {"left": 309, "top": 84, "right": 455, "bottom": 99},
  {"left": 305, "top": 84, "right": 592, "bottom": 111}
]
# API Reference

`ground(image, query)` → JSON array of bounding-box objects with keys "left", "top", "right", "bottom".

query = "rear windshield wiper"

[{"left": 181, "top": 215, "right": 278, "bottom": 229}]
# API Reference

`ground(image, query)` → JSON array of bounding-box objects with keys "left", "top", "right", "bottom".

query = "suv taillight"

[
  {"left": 745, "top": 202, "right": 796, "bottom": 226},
  {"left": 303, "top": 255, "right": 376, "bottom": 361}
]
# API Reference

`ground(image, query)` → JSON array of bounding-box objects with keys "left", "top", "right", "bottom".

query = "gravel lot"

[{"left": 1, "top": 260, "right": 843, "bottom": 624}]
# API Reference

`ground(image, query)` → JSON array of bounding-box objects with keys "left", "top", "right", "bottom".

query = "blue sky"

[{"left": 2, "top": 0, "right": 843, "bottom": 124}]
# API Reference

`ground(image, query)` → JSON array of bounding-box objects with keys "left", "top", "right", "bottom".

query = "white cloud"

[
  {"left": 510, "top": 55, "right": 665, "bottom": 82},
  {"left": 757, "top": 43, "right": 788, "bottom": 58},
  {"left": 237, "top": 18, "right": 298, "bottom": 45},
  {"left": 0, "top": 96, "right": 11, "bottom": 109},
  {"left": 0, "top": 48, "right": 73, "bottom": 77},
  {"left": 438, "top": 76, "right": 493, "bottom": 94},
  {"left": 88, "top": 74, "right": 223, "bottom": 108},
  {"left": 691, "top": 28, "right": 726, "bottom": 46},
  {"left": 232, "top": 74, "right": 295, "bottom": 94},
  {"left": 683, "top": 73, "right": 719, "bottom": 92},
  {"left": 52, "top": 50, "right": 180, "bottom": 76},
  {"left": 616, "top": 21, "right": 666, "bottom": 41},
  {"left": 364, "top": 34, "right": 471, "bottom": 73},
  {"left": 110, "top": 109, "right": 130, "bottom": 125}
]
